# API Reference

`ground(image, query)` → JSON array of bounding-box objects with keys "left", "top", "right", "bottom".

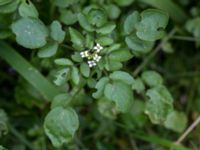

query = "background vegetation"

[{"left": 0, "top": 0, "right": 200, "bottom": 149}]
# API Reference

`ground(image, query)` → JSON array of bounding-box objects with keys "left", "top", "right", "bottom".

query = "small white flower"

[
  {"left": 80, "top": 50, "right": 89, "bottom": 58},
  {"left": 93, "top": 54, "right": 101, "bottom": 62},
  {"left": 93, "top": 43, "right": 103, "bottom": 52},
  {"left": 88, "top": 60, "right": 96, "bottom": 67}
]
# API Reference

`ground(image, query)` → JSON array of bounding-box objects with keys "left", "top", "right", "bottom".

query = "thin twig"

[
  {"left": 176, "top": 116, "right": 200, "bottom": 144},
  {"left": 9, "top": 125, "right": 34, "bottom": 150},
  {"left": 133, "top": 28, "right": 177, "bottom": 77}
]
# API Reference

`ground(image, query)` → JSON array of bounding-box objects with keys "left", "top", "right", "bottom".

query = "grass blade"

[{"left": 0, "top": 41, "right": 60, "bottom": 101}]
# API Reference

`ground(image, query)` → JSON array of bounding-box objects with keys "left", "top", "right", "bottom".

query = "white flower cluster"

[{"left": 80, "top": 43, "right": 103, "bottom": 67}]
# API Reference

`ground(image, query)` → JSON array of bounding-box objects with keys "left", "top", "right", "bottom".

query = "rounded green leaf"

[
  {"left": 124, "top": 11, "right": 140, "bottom": 35},
  {"left": 109, "top": 48, "right": 133, "bottom": 62},
  {"left": 146, "top": 85, "right": 174, "bottom": 106},
  {"left": 98, "top": 97, "right": 118, "bottom": 119},
  {"left": 51, "top": 93, "right": 72, "bottom": 109},
  {"left": 141, "top": 70, "right": 163, "bottom": 87},
  {"left": 71, "top": 67, "right": 80, "bottom": 85},
  {"left": 59, "top": 9, "right": 77, "bottom": 25},
  {"left": 38, "top": 42, "right": 58, "bottom": 58},
  {"left": 44, "top": 107, "right": 79, "bottom": 147},
  {"left": 50, "top": 21, "right": 65, "bottom": 43},
  {"left": 80, "top": 63, "right": 90, "bottom": 78},
  {"left": 93, "top": 77, "right": 110, "bottom": 99},
  {"left": 105, "top": 60, "right": 123, "bottom": 71},
  {"left": 104, "top": 81, "right": 133, "bottom": 113},
  {"left": 96, "top": 23, "right": 116, "bottom": 34},
  {"left": 54, "top": 58, "right": 73, "bottom": 66},
  {"left": 69, "top": 27, "right": 85, "bottom": 49},
  {"left": 11, "top": 18, "right": 48, "bottom": 49},
  {"left": 96, "top": 36, "right": 113, "bottom": 46},
  {"left": 77, "top": 13, "right": 94, "bottom": 32},
  {"left": 125, "top": 34, "right": 154, "bottom": 55},
  {"left": 54, "top": 68, "right": 70, "bottom": 86},
  {"left": 145, "top": 95, "right": 173, "bottom": 124},
  {"left": 136, "top": 9, "right": 169, "bottom": 41},
  {"left": 132, "top": 78, "right": 145, "bottom": 93},
  {"left": 164, "top": 111, "right": 187, "bottom": 133},
  {"left": 87, "top": 9, "right": 107, "bottom": 27},
  {"left": 104, "top": 4, "right": 121, "bottom": 19},
  {"left": 110, "top": 71, "right": 135, "bottom": 85},
  {"left": 19, "top": 0, "right": 39, "bottom": 18}
]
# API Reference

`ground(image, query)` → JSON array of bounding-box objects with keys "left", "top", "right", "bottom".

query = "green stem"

[
  {"left": 0, "top": 41, "right": 61, "bottom": 101},
  {"left": 133, "top": 28, "right": 177, "bottom": 76},
  {"left": 171, "top": 36, "right": 199, "bottom": 42}
]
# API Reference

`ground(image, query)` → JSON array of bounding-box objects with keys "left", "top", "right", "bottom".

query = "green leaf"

[
  {"left": 0, "top": 0, "right": 19, "bottom": 14},
  {"left": 109, "top": 48, "right": 133, "bottom": 62},
  {"left": 110, "top": 71, "right": 134, "bottom": 85},
  {"left": 106, "top": 44, "right": 121, "bottom": 53},
  {"left": 71, "top": 67, "right": 80, "bottom": 85},
  {"left": 164, "top": 111, "right": 187, "bottom": 133},
  {"left": 104, "top": 4, "right": 121, "bottom": 19},
  {"left": 136, "top": 9, "right": 169, "bottom": 41},
  {"left": 69, "top": 27, "right": 84, "bottom": 49},
  {"left": 44, "top": 107, "right": 79, "bottom": 147},
  {"left": 98, "top": 97, "right": 118, "bottom": 119},
  {"left": 59, "top": 9, "right": 77, "bottom": 25},
  {"left": 121, "top": 100, "right": 147, "bottom": 129},
  {"left": 147, "top": 85, "right": 174, "bottom": 105},
  {"left": 51, "top": 93, "right": 72, "bottom": 109},
  {"left": 50, "top": 21, "right": 65, "bottom": 43},
  {"left": 85, "top": 33, "right": 94, "bottom": 49},
  {"left": 11, "top": 18, "right": 48, "bottom": 49},
  {"left": 0, "top": 0, "right": 12, "bottom": 6},
  {"left": 53, "top": 0, "right": 79, "bottom": 8},
  {"left": 114, "top": 0, "right": 135, "bottom": 6},
  {"left": 125, "top": 34, "right": 154, "bottom": 55},
  {"left": 77, "top": 13, "right": 94, "bottom": 32},
  {"left": 71, "top": 52, "right": 83, "bottom": 62},
  {"left": 124, "top": 11, "right": 140, "bottom": 35},
  {"left": 54, "top": 58, "right": 73, "bottom": 66},
  {"left": 145, "top": 86, "right": 174, "bottom": 124},
  {"left": 96, "top": 23, "right": 116, "bottom": 34},
  {"left": 132, "top": 78, "right": 145, "bottom": 93},
  {"left": 80, "top": 63, "right": 90, "bottom": 78},
  {"left": 185, "top": 17, "right": 200, "bottom": 40},
  {"left": 38, "top": 42, "right": 58, "bottom": 58},
  {"left": 145, "top": 96, "right": 173, "bottom": 124},
  {"left": 105, "top": 60, "right": 123, "bottom": 71},
  {"left": 54, "top": 68, "right": 70, "bottom": 86},
  {"left": 96, "top": 36, "right": 113, "bottom": 46},
  {"left": 87, "top": 9, "right": 107, "bottom": 27},
  {"left": 19, "top": 0, "right": 39, "bottom": 18},
  {"left": 93, "top": 77, "right": 109, "bottom": 99},
  {"left": 141, "top": 70, "right": 163, "bottom": 87},
  {"left": 104, "top": 81, "right": 133, "bottom": 113},
  {"left": 138, "top": 0, "right": 188, "bottom": 23}
]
